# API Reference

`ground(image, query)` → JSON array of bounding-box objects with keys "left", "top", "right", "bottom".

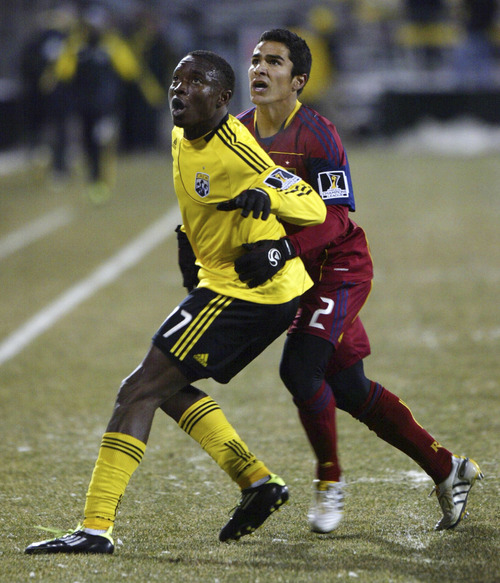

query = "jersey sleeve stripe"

[
  {"left": 217, "top": 123, "right": 271, "bottom": 174},
  {"left": 236, "top": 108, "right": 254, "bottom": 122},
  {"left": 286, "top": 183, "right": 315, "bottom": 196},
  {"left": 298, "top": 108, "right": 341, "bottom": 166},
  {"left": 218, "top": 123, "right": 270, "bottom": 171}
]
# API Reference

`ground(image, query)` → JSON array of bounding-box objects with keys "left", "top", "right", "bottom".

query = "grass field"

[{"left": 1, "top": 146, "right": 499, "bottom": 583}]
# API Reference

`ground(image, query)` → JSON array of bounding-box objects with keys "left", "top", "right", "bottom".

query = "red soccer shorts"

[{"left": 288, "top": 280, "right": 372, "bottom": 375}]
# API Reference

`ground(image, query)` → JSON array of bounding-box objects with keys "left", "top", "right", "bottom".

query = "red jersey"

[{"left": 238, "top": 102, "right": 373, "bottom": 285}]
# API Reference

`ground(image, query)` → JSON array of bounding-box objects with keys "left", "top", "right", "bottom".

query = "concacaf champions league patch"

[
  {"left": 195, "top": 172, "right": 210, "bottom": 197},
  {"left": 263, "top": 168, "right": 302, "bottom": 189},
  {"left": 317, "top": 170, "right": 349, "bottom": 200}
]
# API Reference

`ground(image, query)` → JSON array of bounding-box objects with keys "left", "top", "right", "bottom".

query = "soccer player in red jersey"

[
  {"left": 232, "top": 28, "right": 483, "bottom": 533},
  {"left": 172, "top": 31, "right": 483, "bottom": 534}
]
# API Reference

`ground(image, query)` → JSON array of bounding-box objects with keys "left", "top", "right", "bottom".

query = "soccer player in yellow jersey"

[{"left": 25, "top": 50, "right": 326, "bottom": 554}]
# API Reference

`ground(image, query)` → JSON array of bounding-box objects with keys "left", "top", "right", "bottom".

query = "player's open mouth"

[
  {"left": 252, "top": 80, "right": 268, "bottom": 92},
  {"left": 171, "top": 97, "right": 186, "bottom": 113}
]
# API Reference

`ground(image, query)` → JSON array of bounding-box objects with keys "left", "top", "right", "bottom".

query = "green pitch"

[{"left": 1, "top": 148, "right": 498, "bottom": 582}]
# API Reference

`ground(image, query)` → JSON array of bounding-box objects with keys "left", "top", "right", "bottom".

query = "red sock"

[
  {"left": 294, "top": 381, "right": 341, "bottom": 482},
  {"left": 355, "top": 382, "right": 452, "bottom": 483}
]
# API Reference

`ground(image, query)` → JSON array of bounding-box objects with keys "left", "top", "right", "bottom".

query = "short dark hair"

[
  {"left": 187, "top": 50, "right": 235, "bottom": 94},
  {"left": 258, "top": 28, "right": 312, "bottom": 81}
]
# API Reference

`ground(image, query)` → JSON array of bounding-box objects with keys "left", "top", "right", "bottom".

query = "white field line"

[
  {"left": 0, "top": 207, "right": 180, "bottom": 366},
  {"left": 0, "top": 206, "right": 75, "bottom": 261}
]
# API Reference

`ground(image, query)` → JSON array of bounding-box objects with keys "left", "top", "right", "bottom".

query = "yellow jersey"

[{"left": 172, "top": 114, "right": 326, "bottom": 304}]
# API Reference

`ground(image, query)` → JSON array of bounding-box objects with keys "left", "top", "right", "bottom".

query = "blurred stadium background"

[{"left": 1, "top": 0, "right": 500, "bottom": 156}]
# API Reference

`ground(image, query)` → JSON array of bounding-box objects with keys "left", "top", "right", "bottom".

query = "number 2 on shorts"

[{"left": 309, "top": 297, "right": 334, "bottom": 330}]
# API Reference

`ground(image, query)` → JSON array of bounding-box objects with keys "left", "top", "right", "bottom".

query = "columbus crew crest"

[{"left": 195, "top": 172, "right": 210, "bottom": 197}]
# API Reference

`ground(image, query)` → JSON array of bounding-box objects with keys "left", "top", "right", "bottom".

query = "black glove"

[
  {"left": 235, "top": 238, "right": 296, "bottom": 288},
  {"left": 175, "top": 225, "right": 199, "bottom": 292},
  {"left": 216, "top": 188, "right": 271, "bottom": 220}
]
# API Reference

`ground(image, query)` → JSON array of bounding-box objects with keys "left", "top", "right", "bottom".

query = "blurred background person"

[
  {"left": 52, "top": 4, "right": 140, "bottom": 204},
  {"left": 397, "top": 0, "right": 456, "bottom": 70},
  {"left": 19, "top": 3, "right": 77, "bottom": 185},
  {"left": 120, "top": 8, "right": 175, "bottom": 153}
]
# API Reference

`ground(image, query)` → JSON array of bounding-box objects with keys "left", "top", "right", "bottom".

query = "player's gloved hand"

[
  {"left": 216, "top": 188, "right": 271, "bottom": 220},
  {"left": 235, "top": 238, "right": 296, "bottom": 288},
  {"left": 175, "top": 225, "right": 199, "bottom": 292}
]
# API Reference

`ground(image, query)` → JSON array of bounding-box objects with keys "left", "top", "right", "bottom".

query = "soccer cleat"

[
  {"left": 25, "top": 526, "right": 114, "bottom": 554},
  {"left": 219, "top": 473, "right": 289, "bottom": 542},
  {"left": 431, "top": 455, "right": 484, "bottom": 531},
  {"left": 308, "top": 479, "right": 344, "bottom": 534}
]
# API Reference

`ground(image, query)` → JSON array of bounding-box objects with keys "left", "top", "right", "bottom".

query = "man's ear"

[
  {"left": 292, "top": 74, "right": 308, "bottom": 93},
  {"left": 217, "top": 89, "right": 232, "bottom": 108}
]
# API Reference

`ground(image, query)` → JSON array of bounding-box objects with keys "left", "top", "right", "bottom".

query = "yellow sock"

[
  {"left": 83, "top": 432, "right": 146, "bottom": 530},
  {"left": 179, "top": 396, "right": 269, "bottom": 489}
]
